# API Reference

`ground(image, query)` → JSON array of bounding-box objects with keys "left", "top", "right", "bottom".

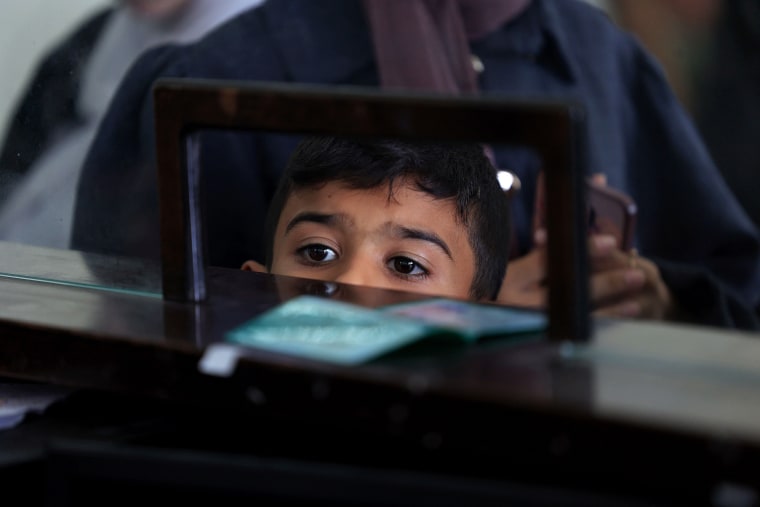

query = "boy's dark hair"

[{"left": 264, "top": 136, "right": 511, "bottom": 300}]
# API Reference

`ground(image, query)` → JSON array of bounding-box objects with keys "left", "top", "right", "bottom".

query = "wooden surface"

[
  {"left": 2, "top": 243, "right": 760, "bottom": 503},
  {"left": 1, "top": 244, "right": 759, "bottom": 440}
]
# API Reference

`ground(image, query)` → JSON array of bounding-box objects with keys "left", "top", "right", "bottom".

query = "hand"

[
  {"left": 497, "top": 229, "right": 548, "bottom": 309},
  {"left": 497, "top": 229, "right": 677, "bottom": 321},
  {"left": 589, "top": 235, "right": 676, "bottom": 320}
]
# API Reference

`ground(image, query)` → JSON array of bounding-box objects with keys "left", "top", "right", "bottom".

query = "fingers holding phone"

[
  {"left": 585, "top": 177, "right": 677, "bottom": 320},
  {"left": 505, "top": 171, "right": 678, "bottom": 322},
  {"left": 586, "top": 178, "right": 637, "bottom": 251},
  {"left": 590, "top": 247, "right": 676, "bottom": 320}
]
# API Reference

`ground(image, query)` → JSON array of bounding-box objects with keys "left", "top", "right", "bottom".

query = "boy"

[{"left": 242, "top": 136, "right": 511, "bottom": 301}]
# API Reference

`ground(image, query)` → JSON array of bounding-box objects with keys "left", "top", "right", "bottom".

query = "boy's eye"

[
  {"left": 299, "top": 244, "right": 337, "bottom": 263},
  {"left": 389, "top": 256, "right": 427, "bottom": 277}
]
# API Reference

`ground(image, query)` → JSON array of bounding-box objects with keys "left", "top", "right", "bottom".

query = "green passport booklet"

[
  {"left": 225, "top": 295, "right": 546, "bottom": 365},
  {"left": 381, "top": 298, "right": 547, "bottom": 341}
]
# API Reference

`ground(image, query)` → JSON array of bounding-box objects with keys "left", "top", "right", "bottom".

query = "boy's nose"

[
  {"left": 333, "top": 263, "right": 378, "bottom": 288},
  {"left": 334, "top": 268, "right": 371, "bottom": 287}
]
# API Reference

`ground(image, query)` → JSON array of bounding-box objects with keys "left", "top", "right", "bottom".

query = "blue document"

[
  {"left": 225, "top": 295, "right": 546, "bottom": 365},
  {"left": 226, "top": 295, "right": 449, "bottom": 365},
  {"left": 381, "top": 298, "right": 547, "bottom": 342}
]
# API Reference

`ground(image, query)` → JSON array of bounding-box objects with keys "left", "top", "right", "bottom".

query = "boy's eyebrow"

[
  {"left": 284, "top": 212, "right": 347, "bottom": 234},
  {"left": 394, "top": 225, "right": 453, "bottom": 260}
]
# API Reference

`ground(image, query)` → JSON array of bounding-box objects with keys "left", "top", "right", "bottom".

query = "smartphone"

[
  {"left": 530, "top": 172, "right": 637, "bottom": 251},
  {"left": 586, "top": 180, "right": 637, "bottom": 251}
]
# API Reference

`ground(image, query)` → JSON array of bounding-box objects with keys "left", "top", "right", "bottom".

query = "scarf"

[{"left": 363, "top": 0, "right": 532, "bottom": 92}]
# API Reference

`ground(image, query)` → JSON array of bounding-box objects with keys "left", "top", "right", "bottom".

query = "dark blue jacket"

[{"left": 72, "top": 0, "right": 760, "bottom": 329}]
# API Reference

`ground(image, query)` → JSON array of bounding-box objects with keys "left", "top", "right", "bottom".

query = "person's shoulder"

[
  {"left": 68, "top": 6, "right": 114, "bottom": 44},
  {"left": 147, "top": 0, "right": 371, "bottom": 83},
  {"left": 126, "top": 1, "right": 292, "bottom": 82},
  {"left": 540, "top": 0, "right": 632, "bottom": 49},
  {"left": 550, "top": 1, "right": 670, "bottom": 91},
  {"left": 109, "top": 8, "right": 265, "bottom": 96},
  {"left": 538, "top": 0, "right": 654, "bottom": 83},
  {"left": 34, "top": 6, "right": 115, "bottom": 73},
  {"left": 178, "top": 4, "right": 278, "bottom": 77},
  {"left": 110, "top": 0, "right": 372, "bottom": 108},
  {"left": 542, "top": 0, "right": 619, "bottom": 31}
]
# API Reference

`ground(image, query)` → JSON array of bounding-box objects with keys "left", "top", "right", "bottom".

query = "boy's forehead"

[
  {"left": 281, "top": 180, "right": 451, "bottom": 217},
  {"left": 276, "top": 181, "right": 468, "bottom": 238}
]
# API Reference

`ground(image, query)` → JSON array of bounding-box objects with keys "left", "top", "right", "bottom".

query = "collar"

[
  {"left": 470, "top": 0, "right": 579, "bottom": 84},
  {"left": 536, "top": 0, "right": 582, "bottom": 83},
  {"left": 258, "top": 0, "right": 580, "bottom": 86}
]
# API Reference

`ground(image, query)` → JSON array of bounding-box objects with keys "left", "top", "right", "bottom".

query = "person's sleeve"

[
  {"left": 624, "top": 40, "right": 760, "bottom": 330},
  {"left": 70, "top": 44, "right": 182, "bottom": 260}
]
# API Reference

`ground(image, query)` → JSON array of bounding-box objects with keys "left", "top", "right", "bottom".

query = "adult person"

[
  {"left": 71, "top": 0, "right": 760, "bottom": 329},
  {"left": 0, "top": 0, "right": 265, "bottom": 247}
]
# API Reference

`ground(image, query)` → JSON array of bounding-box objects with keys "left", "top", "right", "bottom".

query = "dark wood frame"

[{"left": 153, "top": 79, "right": 589, "bottom": 342}]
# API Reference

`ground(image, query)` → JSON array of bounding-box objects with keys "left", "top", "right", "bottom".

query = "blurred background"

[
  {"left": 0, "top": 0, "right": 107, "bottom": 142},
  {"left": 1, "top": 0, "right": 757, "bottom": 229}
]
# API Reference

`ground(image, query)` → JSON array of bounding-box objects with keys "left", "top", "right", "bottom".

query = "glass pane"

[
  {"left": 184, "top": 128, "right": 555, "bottom": 335},
  {"left": 0, "top": 0, "right": 756, "bottom": 334}
]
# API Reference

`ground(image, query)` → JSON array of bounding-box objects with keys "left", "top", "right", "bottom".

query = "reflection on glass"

[
  {"left": 270, "top": 274, "right": 428, "bottom": 309},
  {"left": 0, "top": 0, "right": 756, "bottom": 339},
  {"left": 0, "top": 240, "right": 161, "bottom": 297}
]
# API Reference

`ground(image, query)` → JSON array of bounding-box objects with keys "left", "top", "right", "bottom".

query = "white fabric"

[{"left": 0, "top": 0, "right": 265, "bottom": 248}]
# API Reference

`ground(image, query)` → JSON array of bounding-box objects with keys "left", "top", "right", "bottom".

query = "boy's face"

[{"left": 259, "top": 180, "right": 477, "bottom": 299}]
